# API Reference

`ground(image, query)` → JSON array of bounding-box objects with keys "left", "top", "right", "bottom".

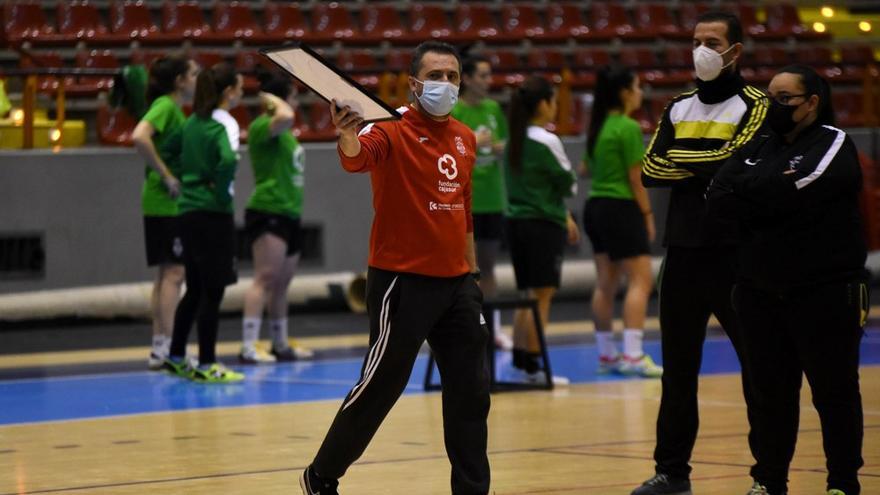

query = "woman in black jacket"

[{"left": 707, "top": 65, "right": 867, "bottom": 495}]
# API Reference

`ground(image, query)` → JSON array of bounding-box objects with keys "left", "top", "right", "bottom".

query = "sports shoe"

[
  {"left": 162, "top": 357, "right": 194, "bottom": 379},
  {"left": 827, "top": 490, "right": 847, "bottom": 495},
  {"left": 746, "top": 482, "right": 770, "bottom": 494},
  {"left": 148, "top": 351, "right": 166, "bottom": 370},
  {"left": 631, "top": 473, "right": 692, "bottom": 495},
  {"left": 512, "top": 349, "right": 541, "bottom": 374},
  {"left": 620, "top": 354, "right": 664, "bottom": 378},
  {"left": 494, "top": 331, "right": 514, "bottom": 351},
  {"left": 272, "top": 342, "right": 314, "bottom": 361},
  {"left": 597, "top": 354, "right": 622, "bottom": 374},
  {"left": 300, "top": 465, "right": 339, "bottom": 495},
  {"left": 191, "top": 363, "right": 244, "bottom": 383},
  {"left": 239, "top": 347, "right": 277, "bottom": 364}
]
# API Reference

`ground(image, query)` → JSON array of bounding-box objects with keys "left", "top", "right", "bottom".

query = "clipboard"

[{"left": 260, "top": 43, "right": 402, "bottom": 124}]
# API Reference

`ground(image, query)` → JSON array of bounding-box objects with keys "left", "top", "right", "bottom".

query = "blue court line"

[{"left": 1, "top": 331, "right": 879, "bottom": 426}]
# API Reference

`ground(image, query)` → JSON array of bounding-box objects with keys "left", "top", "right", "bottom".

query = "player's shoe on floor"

[
  {"left": 272, "top": 341, "right": 314, "bottom": 361},
  {"left": 746, "top": 482, "right": 771, "bottom": 494},
  {"left": 238, "top": 347, "right": 277, "bottom": 364},
  {"left": 827, "top": 490, "right": 846, "bottom": 495},
  {"left": 494, "top": 331, "right": 514, "bottom": 351},
  {"left": 300, "top": 465, "right": 339, "bottom": 495},
  {"left": 631, "top": 473, "right": 692, "bottom": 495},
  {"left": 162, "top": 357, "right": 194, "bottom": 379},
  {"left": 191, "top": 363, "right": 244, "bottom": 383},
  {"left": 597, "top": 354, "right": 622, "bottom": 374},
  {"left": 148, "top": 351, "right": 166, "bottom": 370},
  {"left": 620, "top": 354, "right": 663, "bottom": 378}
]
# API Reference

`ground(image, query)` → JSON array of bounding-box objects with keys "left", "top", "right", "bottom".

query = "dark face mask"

[{"left": 767, "top": 99, "right": 804, "bottom": 136}]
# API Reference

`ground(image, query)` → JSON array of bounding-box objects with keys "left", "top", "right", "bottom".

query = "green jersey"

[
  {"left": 246, "top": 114, "right": 305, "bottom": 218},
  {"left": 504, "top": 126, "right": 576, "bottom": 227},
  {"left": 140, "top": 95, "right": 186, "bottom": 216},
  {"left": 173, "top": 115, "right": 239, "bottom": 214},
  {"left": 451, "top": 98, "right": 508, "bottom": 213},
  {"left": 586, "top": 114, "right": 645, "bottom": 200}
]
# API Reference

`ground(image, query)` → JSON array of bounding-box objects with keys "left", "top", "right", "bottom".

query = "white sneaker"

[
  {"left": 520, "top": 369, "right": 570, "bottom": 386},
  {"left": 597, "top": 354, "right": 623, "bottom": 374},
  {"left": 620, "top": 354, "right": 663, "bottom": 378},
  {"left": 238, "top": 347, "right": 277, "bottom": 364},
  {"left": 148, "top": 351, "right": 165, "bottom": 370},
  {"left": 494, "top": 331, "right": 514, "bottom": 351}
]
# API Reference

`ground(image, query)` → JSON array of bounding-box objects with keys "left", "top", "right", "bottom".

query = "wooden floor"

[{"left": 1, "top": 368, "right": 877, "bottom": 494}]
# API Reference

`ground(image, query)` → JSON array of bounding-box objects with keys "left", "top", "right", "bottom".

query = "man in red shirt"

[{"left": 300, "top": 42, "right": 490, "bottom": 495}]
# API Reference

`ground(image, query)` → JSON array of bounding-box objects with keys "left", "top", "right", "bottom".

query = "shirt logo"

[
  {"left": 419, "top": 136, "right": 429, "bottom": 143},
  {"left": 745, "top": 158, "right": 761, "bottom": 166},
  {"left": 455, "top": 136, "right": 467, "bottom": 157},
  {"left": 438, "top": 154, "right": 458, "bottom": 180},
  {"left": 428, "top": 201, "right": 464, "bottom": 211}
]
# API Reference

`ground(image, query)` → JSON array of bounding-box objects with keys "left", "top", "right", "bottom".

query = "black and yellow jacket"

[{"left": 642, "top": 71, "right": 767, "bottom": 247}]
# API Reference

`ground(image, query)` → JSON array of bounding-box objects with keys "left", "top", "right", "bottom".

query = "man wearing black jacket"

[
  {"left": 708, "top": 65, "right": 866, "bottom": 495},
  {"left": 632, "top": 11, "right": 767, "bottom": 495}
]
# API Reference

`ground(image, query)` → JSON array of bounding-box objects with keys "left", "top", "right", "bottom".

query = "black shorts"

[
  {"left": 582, "top": 197, "right": 650, "bottom": 261},
  {"left": 472, "top": 213, "right": 505, "bottom": 241},
  {"left": 179, "top": 211, "right": 238, "bottom": 288},
  {"left": 143, "top": 216, "right": 184, "bottom": 267},
  {"left": 506, "top": 218, "right": 566, "bottom": 290},
  {"left": 244, "top": 209, "right": 302, "bottom": 256}
]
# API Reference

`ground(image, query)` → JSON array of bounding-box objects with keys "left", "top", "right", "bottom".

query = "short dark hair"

[
  {"left": 696, "top": 11, "right": 743, "bottom": 45},
  {"left": 146, "top": 53, "right": 190, "bottom": 104},
  {"left": 410, "top": 41, "right": 461, "bottom": 77}
]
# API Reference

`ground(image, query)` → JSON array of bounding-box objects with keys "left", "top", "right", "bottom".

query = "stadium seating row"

[{"left": 3, "top": 0, "right": 828, "bottom": 47}]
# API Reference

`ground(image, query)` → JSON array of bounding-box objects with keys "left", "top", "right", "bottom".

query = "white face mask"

[
  {"left": 414, "top": 79, "right": 459, "bottom": 116},
  {"left": 693, "top": 45, "right": 736, "bottom": 82}
]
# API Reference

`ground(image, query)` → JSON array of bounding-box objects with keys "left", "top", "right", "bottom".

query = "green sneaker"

[
  {"left": 620, "top": 354, "right": 664, "bottom": 378},
  {"left": 191, "top": 363, "right": 244, "bottom": 383},
  {"left": 162, "top": 357, "right": 194, "bottom": 379},
  {"left": 827, "top": 490, "right": 846, "bottom": 495}
]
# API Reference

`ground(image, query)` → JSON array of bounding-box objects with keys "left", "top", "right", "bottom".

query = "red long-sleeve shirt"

[{"left": 339, "top": 105, "right": 476, "bottom": 277}]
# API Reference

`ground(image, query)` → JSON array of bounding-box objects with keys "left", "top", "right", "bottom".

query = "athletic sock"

[
  {"left": 151, "top": 334, "right": 166, "bottom": 356},
  {"left": 242, "top": 317, "right": 262, "bottom": 351},
  {"left": 623, "top": 328, "right": 644, "bottom": 360},
  {"left": 269, "top": 318, "right": 289, "bottom": 350},
  {"left": 595, "top": 330, "right": 618, "bottom": 358}
]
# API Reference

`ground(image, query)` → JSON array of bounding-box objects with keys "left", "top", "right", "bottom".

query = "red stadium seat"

[
  {"left": 263, "top": 2, "right": 309, "bottom": 43},
  {"left": 544, "top": 3, "right": 592, "bottom": 41},
  {"left": 309, "top": 3, "right": 358, "bottom": 44},
  {"left": 298, "top": 102, "right": 337, "bottom": 142},
  {"left": 161, "top": 1, "right": 211, "bottom": 41},
  {"left": 455, "top": 5, "right": 511, "bottom": 43},
  {"left": 68, "top": 49, "right": 119, "bottom": 96},
  {"left": 405, "top": 4, "right": 453, "bottom": 44},
  {"left": 662, "top": 46, "right": 695, "bottom": 85},
  {"left": 741, "top": 46, "right": 789, "bottom": 85},
  {"left": 794, "top": 46, "right": 855, "bottom": 84},
  {"left": 619, "top": 48, "right": 667, "bottom": 86},
  {"left": 485, "top": 50, "right": 524, "bottom": 89},
  {"left": 359, "top": 4, "right": 406, "bottom": 43},
  {"left": 3, "top": 1, "right": 57, "bottom": 45},
  {"left": 56, "top": 1, "right": 116, "bottom": 44},
  {"left": 110, "top": 1, "right": 175, "bottom": 44},
  {"left": 678, "top": 2, "right": 709, "bottom": 33},
  {"left": 235, "top": 51, "right": 276, "bottom": 93},
  {"left": 386, "top": 49, "right": 414, "bottom": 73},
  {"left": 337, "top": 50, "right": 381, "bottom": 90},
  {"left": 571, "top": 48, "right": 612, "bottom": 89},
  {"left": 765, "top": 3, "right": 829, "bottom": 40},
  {"left": 131, "top": 49, "right": 166, "bottom": 69},
  {"left": 526, "top": 49, "right": 566, "bottom": 82},
  {"left": 840, "top": 44, "right": 877, "bottom": 65},
  {"left": 97, "top": 103, "right": 137, "bottom": 145},
  {"left": 210, "top": 1, "right": 265, "bottom": 44},
  {"left": 589, "top": 2, "right": 638, "bottom": 40},
  {"left": 501, "top": 4, "right": 555, "bottom": 42},
  {"left": 833, "top": 91, "right": 864, "bottom": 128},
  {"left": 19, "top": 52, "right": 70, "bottom": 93},
  {"left": 633, "top": 3, "right": 684, "bottom": 40},
  {"left": 191, "top": 51, "right": 225, "bottom": 70}
]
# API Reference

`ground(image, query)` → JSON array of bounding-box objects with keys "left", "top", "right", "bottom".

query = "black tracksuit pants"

[
  {"left": 734, "top": 281, "right": 865, "bottom": 495},
  {"left": 653, "top": 245, "right": 757, "bottom": 478},
  {"left": 313, "top": 267, "right": 491, "bottom": 495}
]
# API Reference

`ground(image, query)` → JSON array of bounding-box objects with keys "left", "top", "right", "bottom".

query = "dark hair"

[
  {"left": 696, "top": 11, "right": 743, "bottom": 45},
  {"left": 776, "top": 64, "right": 835, "bottom": 127},
  {"left": 255, "top": 66, "right": 293, "bottom": 100},
  {"left": 410, "top": 41, "right": 461, "bottom": 77},
  {"left": 146, "top": 54, "right": 190, "bottom": 104},
  {"left": 460, "top": 55, "right": 490, "bottom": 96},
  {"left": 587, "top": 64, "right": 636, "bottom": 157},
  {"left": 193, "top": 62, "right": 239, "bottom": 118},
  {"left": 507, "top": 76, "right": 555, "bottom": 174}
]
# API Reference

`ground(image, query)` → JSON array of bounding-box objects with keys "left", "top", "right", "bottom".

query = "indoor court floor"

[{"left": 1, "top": 311, "right": 878, "bottom": 494}]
